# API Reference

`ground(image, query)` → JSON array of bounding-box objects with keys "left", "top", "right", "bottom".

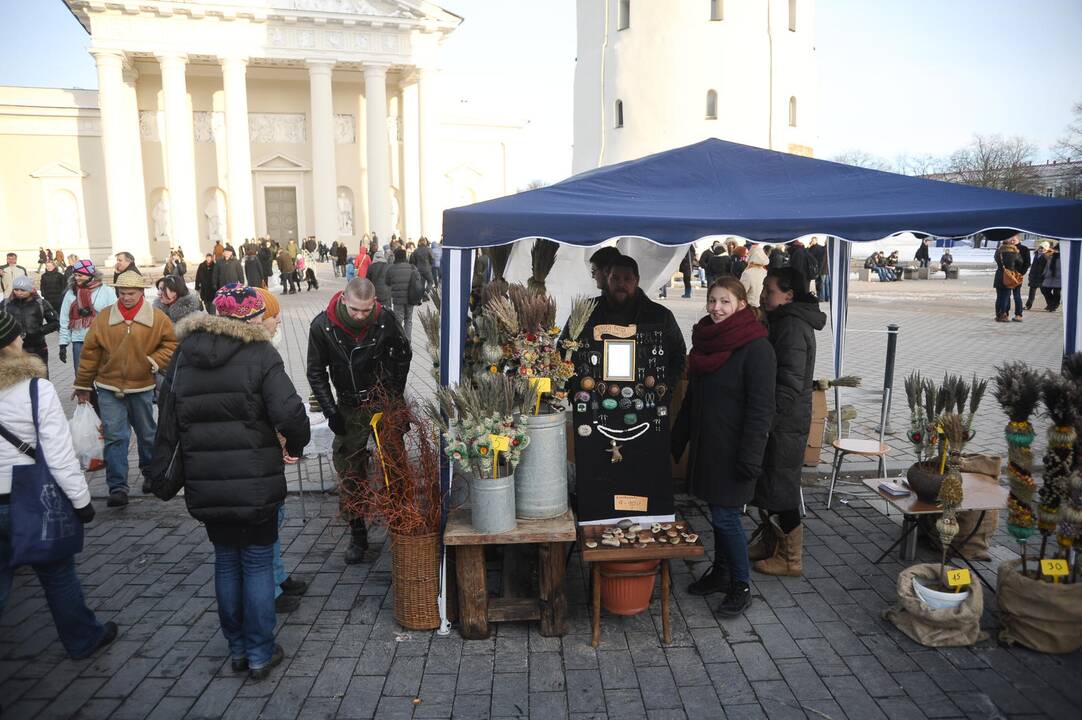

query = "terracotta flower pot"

[
  {"left": 600, "top": 559, "right": 660, "bottom": 616},
  {"left": 906, "top": 461, "right": 945, "bottom": 503}
]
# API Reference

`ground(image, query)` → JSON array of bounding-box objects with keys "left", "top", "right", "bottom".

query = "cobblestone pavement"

[{"left": 2, "top": 263, "right": 1079, "bottom": 719}]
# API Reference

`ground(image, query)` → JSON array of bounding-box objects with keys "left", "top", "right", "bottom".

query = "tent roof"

[{"left": 442, "top": 138, "right": 1082, "bottom": 248}]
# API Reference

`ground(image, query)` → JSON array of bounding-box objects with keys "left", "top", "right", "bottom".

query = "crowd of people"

[
  {"left": 585, "top": 246, "right": 824, "bottom": 617},
  {"left": 674, "top": 237, "right": 830, "bottom": 303},
  {"left": 0, "top": 234, "right": 421, "bottom": 682}
]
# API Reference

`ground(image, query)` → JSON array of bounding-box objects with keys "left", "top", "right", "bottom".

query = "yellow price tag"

[
  {"left": 532, "top": 378, "right": 552, "bottom": 415},
  {"left": 1041, "top": 559, "right": 1069, "bottom": 583},
  {"left": 489, "top": 434, "right": 511, "bottom": 453},
  {"left": 369, "top": 412, "right": 388, "bottom": 487},
  {"left": 945, "top": 568, "right": 971, "bottom": 590}
]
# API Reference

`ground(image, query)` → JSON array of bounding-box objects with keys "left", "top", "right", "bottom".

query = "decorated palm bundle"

[
  {"left": 527, "top": 238, "right": 559, "bottom": 294},
  {"left": 993, "top": 362, "right": 1043, "bottom": 572},
  {"left": 1060, "top": 353, "right": 1082, "bottom": 580},
  {"left": 561, "top": 295, "right": 598, "bottom": 360},
  {"left": 1038, "top": 372, "right": 1078, "bottom": 562},
  {"left": 936, "top": 412, "right": 968, "bottom": 579}
]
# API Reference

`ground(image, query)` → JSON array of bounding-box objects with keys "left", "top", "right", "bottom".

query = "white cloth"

[
  {"left": 0, "top": 379, "right": 91, "bottom": 508},
  {"left": 303, "top": 410, "right": 334, "bottom": 458}
]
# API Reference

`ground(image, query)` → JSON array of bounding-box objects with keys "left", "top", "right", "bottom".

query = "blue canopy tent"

[{"left": 433, "top": 138, "right": 1082, "bottom": 632}]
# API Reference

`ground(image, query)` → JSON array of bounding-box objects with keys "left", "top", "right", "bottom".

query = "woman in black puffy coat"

[
  {"left": 39, "top": 261, "right": 67, "bottom": 312},
  {"left": 158, "top": 285, "right": 309, "bottom": 681},
  {"left": 750, "top": 267, "right": 826, "bottom": 578}
]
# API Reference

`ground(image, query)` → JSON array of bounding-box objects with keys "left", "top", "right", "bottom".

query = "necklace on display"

[{"left": 596, "top": 423, "right": 650, "bottom": 442}]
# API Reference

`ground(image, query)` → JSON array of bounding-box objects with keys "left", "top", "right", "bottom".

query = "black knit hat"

[{"left": 0, "top": 313, "right": 22, "bottom": 350}]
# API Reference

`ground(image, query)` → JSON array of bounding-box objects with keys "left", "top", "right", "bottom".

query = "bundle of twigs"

[
  {"left": 340, "top": 388, "right": 443, "bottom": 536},
  {"left": 527, "top": 239, "right": 559, "bottom": 294},
  {"left": 936, "top": 412, "right": 968, "bottom": 581},
  {"left": 815, "top": 375, "right": 862, "bottom": 391},
  {"left": 994, "top": 361, "right": 1044, "bottom": 574},
  {"left": 1038, "top": 372, "right": 1078, "bottom": 563},
  {"left": 486, "top": 245, "right": 513, "bottom": 280},
  {"left": 1061, "top": 353, "right": 1082, "bottom": 581},
  {"left": 507, "top": 283, "right": 556, "bottom": 333},
  {"left": 561, "top": 295, "right": 599, "bottom": 359},
  {"left": 418, "top": 303, "right": 440, "bottom": 381}
]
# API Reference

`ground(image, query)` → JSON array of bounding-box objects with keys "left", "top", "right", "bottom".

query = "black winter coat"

[
  {"left": 787, "top": 245, "right": 818, "bottom": 288},
  {"left": 306, "top": 300, "right": 412, "bottom": 414},
  {"left": 1028, "top": 252, "right": 1047, "bottom": 285},
  {"left": 993, "top": 247, "right": 1026, "bottom": 289},
  {"left": 387, "top": 261, "right": 422, "bottom": 308},
  {"left": 258, "top": 246, "right": 274, "bottom": 279},
  {"left": 163, "top": 314, "right": 309, "bottom": 546},
  {"left": 0, "top": 295, "right": 58, "bottom": 350},
  {"left": 213, "top": 258, "right": 245, "bottom": 290},
  {"left": 754, "top": 301, "right": 826, "bottom": 510},
  {"left": 367, "top": 261, "right": 393, "bottom": 307},
  {"left": 808, "top": 244, "right": 827, "bottom": 276},
  {"left": 244, "top": 257, "right": 265, "bottom": 288},
  {"left": 39, "top": 269, "right": 67, "bottom": 313},
  {"left": 194, "top": 262, "right": 216, "bottom": 299},
  {"left": 671, "top": 337, "right": 776, "bottom": 507},
  {"left": 410, "top": 246, "right": 434, "bottom": 281},
  {"left": 706, "top": 252, "right": 731, "bottom": 278}
]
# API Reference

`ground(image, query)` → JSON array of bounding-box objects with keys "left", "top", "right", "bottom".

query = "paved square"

[{"left": 2, "top": 264, "right": 1079, "bottom": 719}]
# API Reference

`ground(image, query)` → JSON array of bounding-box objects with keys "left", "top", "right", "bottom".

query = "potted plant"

[
  {"left": 341, "top": 389, "right": 444, "bottom": 630},
  {"left": 434, "top": 373, "right": 532, "bottom": 533}
]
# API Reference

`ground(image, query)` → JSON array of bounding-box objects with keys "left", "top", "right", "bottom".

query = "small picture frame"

[{"left": 603, "top": 339, "right": 636, "bottom": 382}]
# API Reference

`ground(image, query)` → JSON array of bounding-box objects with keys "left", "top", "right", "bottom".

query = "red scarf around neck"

[
  {"left": 687, "top": 307, "right": 768, "bottom": 376},
  {"left": 117, "top": 295, "right": 144, "bottom": 322},
  {"left": 69, "top": 278, "right": 102, "bottom": 330}
]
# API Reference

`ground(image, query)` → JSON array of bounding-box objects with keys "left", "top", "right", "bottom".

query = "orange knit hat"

[{"left": 255, "top": 287, "right": 280, "bottom": 319}]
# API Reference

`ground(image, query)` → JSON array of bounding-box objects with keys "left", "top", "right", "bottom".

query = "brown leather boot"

[
  {"left": 753, "top": 517, "right": 803, "bottom": 577},
  {"left": 746, "top": 511, "right": 776, "bottom": 562}
]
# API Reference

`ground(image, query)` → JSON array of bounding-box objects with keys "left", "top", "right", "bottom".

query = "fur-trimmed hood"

[
  {"left": 176, "top": 313, "right": 272, "bottom": 371},
  {"left": 0, "top": 353, "right": 47, "bottom": 392}
]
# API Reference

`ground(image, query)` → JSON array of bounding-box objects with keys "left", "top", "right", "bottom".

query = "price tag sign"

[
  {"left": 532, "top": 378, "right": 552, "bottom": 415},
  {"left": 368, "top": 412, "right": 388, "bottom": 486},
  {"left": 945, "top": 568, "right": 971, "bottom": 590},
  {"left": 489, "top": 434, "right": 511, "bottom": 452},
  {"left": 1041, "top": 559, "right": 1069, "bottom": 582},
  {"left": 369, "top": 412, "right": 383, "bottom": 430}
]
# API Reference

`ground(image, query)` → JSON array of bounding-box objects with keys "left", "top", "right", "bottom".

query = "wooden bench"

[{"left": 444, "top": 507, "right": 576, "bottom": 640}]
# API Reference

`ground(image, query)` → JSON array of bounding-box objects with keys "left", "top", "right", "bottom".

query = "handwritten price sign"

[
  {"left": 945, "top": 568, "right": 971, "bottom": 590},
  {"left": 1041, "top": 559, "right": 1069, "bottom": 582}
]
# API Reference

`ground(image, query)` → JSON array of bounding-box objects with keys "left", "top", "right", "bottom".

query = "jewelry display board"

[{"left": 569, "top": 323, "right": 675, "bottom": 523}]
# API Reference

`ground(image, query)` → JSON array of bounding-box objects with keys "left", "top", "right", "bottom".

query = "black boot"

[
  {"left": 717, "top": 580, "right": 752, "bottom": 617},
  {"left": 688, "top": 531, "right": 730, "bottom": 596},
  {"left": 344, "top": 519, "right": 379, "bottom": 564}
]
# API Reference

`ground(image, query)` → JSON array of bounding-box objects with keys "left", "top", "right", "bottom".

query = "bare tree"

[
  {"left": 830, "top": 150, "right": 892, "bottom": 171},
  {"left": 1053, "top": 100, "right": 1082, "bottom": 199},
  {"left": 895, "top": 152, "right": 945, "bottom": 177},
  {"left": 944, "top": 134, "right": 1039, "bottom": 193}
]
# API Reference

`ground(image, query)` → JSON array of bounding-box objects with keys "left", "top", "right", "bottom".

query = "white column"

[
  {"left": 90, "top": 49, "right": 131, "bottom": 258},
  {"left": 157, "top": 53, "right": 201, "bottom": 261},
  {"left": 363, "top": 63, "right": 392, "bottom": 241},
  {"left": 401, "top": 80, "right": 421, "bottom": 241},
  {"left": 222, "top": 56, "right": 256, "bottom": 244},
  {"left": 308, "top": 60, "right": 338, "bottom": 246},
  {"left": 416, "top": 66, "right": 436, "bottom": 240},
  {"left": 120, "top": 65, "right": 151, "bottom": 264}
]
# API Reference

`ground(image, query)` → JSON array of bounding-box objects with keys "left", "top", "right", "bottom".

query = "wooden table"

[
  {"left": 443, "top": 507, "right": 576, "bottom": 640},
  {"left": 579, "top": 522, "right": 705, "bottom": 647},
  {"left": 862, "top": 474, "right": 1008, "bottom": 587}
]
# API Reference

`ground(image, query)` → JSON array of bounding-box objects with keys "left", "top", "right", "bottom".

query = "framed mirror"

[{"left": 603, "top": 339, "right": 636, "bottom": 381}]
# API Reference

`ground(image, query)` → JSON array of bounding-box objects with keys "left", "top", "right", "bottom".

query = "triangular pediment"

[
  {"left": 254, "top": 154, "right": 309, "bottom": 171},
  {"left": 30, "top": 161, "right": 87, "bottom": 179}
]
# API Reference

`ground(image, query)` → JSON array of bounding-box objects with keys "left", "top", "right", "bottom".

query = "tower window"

[
  {"left": 614, "top": 99, "right": 624, "bottom": 128},
  {"left": 618, "top": 0, "right": 630, "bottom": 30},
  {"left": 710, "top": 0, "right": 723, "bottom": 21},
  {"left": 788, "top": 0, "right": 797, "bottom": 31},
  {"left": 706, "top": 90, "right": 718, "bottom": 119},
  {"left": 788, "top": 96, "right": 797, "bottom": 127}
]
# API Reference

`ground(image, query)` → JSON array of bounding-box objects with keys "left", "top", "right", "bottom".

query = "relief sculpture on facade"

[
  {"left": 249, "top": 113, "right": 307, "bottom": 143},
  {"left": 335, "top": 114, "right": 355, "bottom": 144}
]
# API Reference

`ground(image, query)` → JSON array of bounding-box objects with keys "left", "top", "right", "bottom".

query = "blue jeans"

[
  {"left": 0, "top": 505, "right": 106, "bottom": 659},
  {"left": 272, "top": 504, "right": 286, "bottom": 599},
  {"left": 97, "top": 389, "right": 156, "bottom": 494},
  {"left": 996, "top": 286, "right": 1023, "bottom": 317},
  {"left": 709, "top": 505, "right": 750, "bottom": 583},
  {"left": 874, "top": 267, "right": 893, "bottom": 281},
  {"left": 214, "top": 543, "right": 276, "bottom": 668}
]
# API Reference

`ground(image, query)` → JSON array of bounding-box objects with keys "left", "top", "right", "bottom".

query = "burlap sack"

[
  {"left": 997, "top": 559, "right": 1082, "bottom": 654},
  {"left": 883, "top": 563, "right": 986, "bottom": 647}
]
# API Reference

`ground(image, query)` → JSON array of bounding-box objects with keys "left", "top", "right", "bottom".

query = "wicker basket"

[{"left": 390, "top": 531, "right": 441, "bottom": 630}]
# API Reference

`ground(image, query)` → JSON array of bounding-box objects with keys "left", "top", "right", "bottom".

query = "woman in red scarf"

[{"left": 672, "top": 277, "right": 776, "bottom": 617}]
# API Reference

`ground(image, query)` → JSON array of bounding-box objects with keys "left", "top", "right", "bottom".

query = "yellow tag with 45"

[{"left": 945, "top": 568, "right": 971, "bottom": 590}]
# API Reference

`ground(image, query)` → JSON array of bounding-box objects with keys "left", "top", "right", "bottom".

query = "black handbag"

[
  {"left": 147, "top": 353, "right": 185, "bottom": 500},
  {"left": 0, "top": 379, "right": 84, "bottom": 568}
]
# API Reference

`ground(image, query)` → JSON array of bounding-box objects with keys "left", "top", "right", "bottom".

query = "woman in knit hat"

[
  {"left": 0, "top": 314, "right": 118, "bottom": 659},
  {"left": 57, "top": 260, "right": 117, "bottom": 369},
  {"left": 159, "top": 283, "right": 309, "bottom": 681}
]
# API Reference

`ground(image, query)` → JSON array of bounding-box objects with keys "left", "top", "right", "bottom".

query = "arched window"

[
  {"left": 788, "top": 96, "right": 797, "bottom": 127},
  {"left": 710, "top": 0, "right": 723, "bottom": 21},
  {"left": 614, "top": 99, "right": 624, "bottom": 128},
  {"left": 706, "top": 90, "right": 718, "bottom": 119},
  {"left": 618, "top": 0, "right": 630, "bottom": 30},
  {"left": 788, "top": 0, "right": 797, "bottom": 31}
]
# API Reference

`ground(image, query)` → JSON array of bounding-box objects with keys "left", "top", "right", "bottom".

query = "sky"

[{"left": 1, "top": 0, "right": 1079, "bottom": 184}]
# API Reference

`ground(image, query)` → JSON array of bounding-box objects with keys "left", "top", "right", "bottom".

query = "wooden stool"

[
  {"left": 443, "top": 507, "right": 576, "bottom": 640},
  {"left": 826, "top": 438, "right": 890, "bottom": 509}
]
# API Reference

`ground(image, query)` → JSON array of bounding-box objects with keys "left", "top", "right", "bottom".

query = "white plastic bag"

[{"left": 70, "top": 404, "right": 105, "bottom": 471}]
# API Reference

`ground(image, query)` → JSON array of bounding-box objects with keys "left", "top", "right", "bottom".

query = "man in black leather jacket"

[{"left": 306, "top": 278, "right": 411, "bottom": 563}]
